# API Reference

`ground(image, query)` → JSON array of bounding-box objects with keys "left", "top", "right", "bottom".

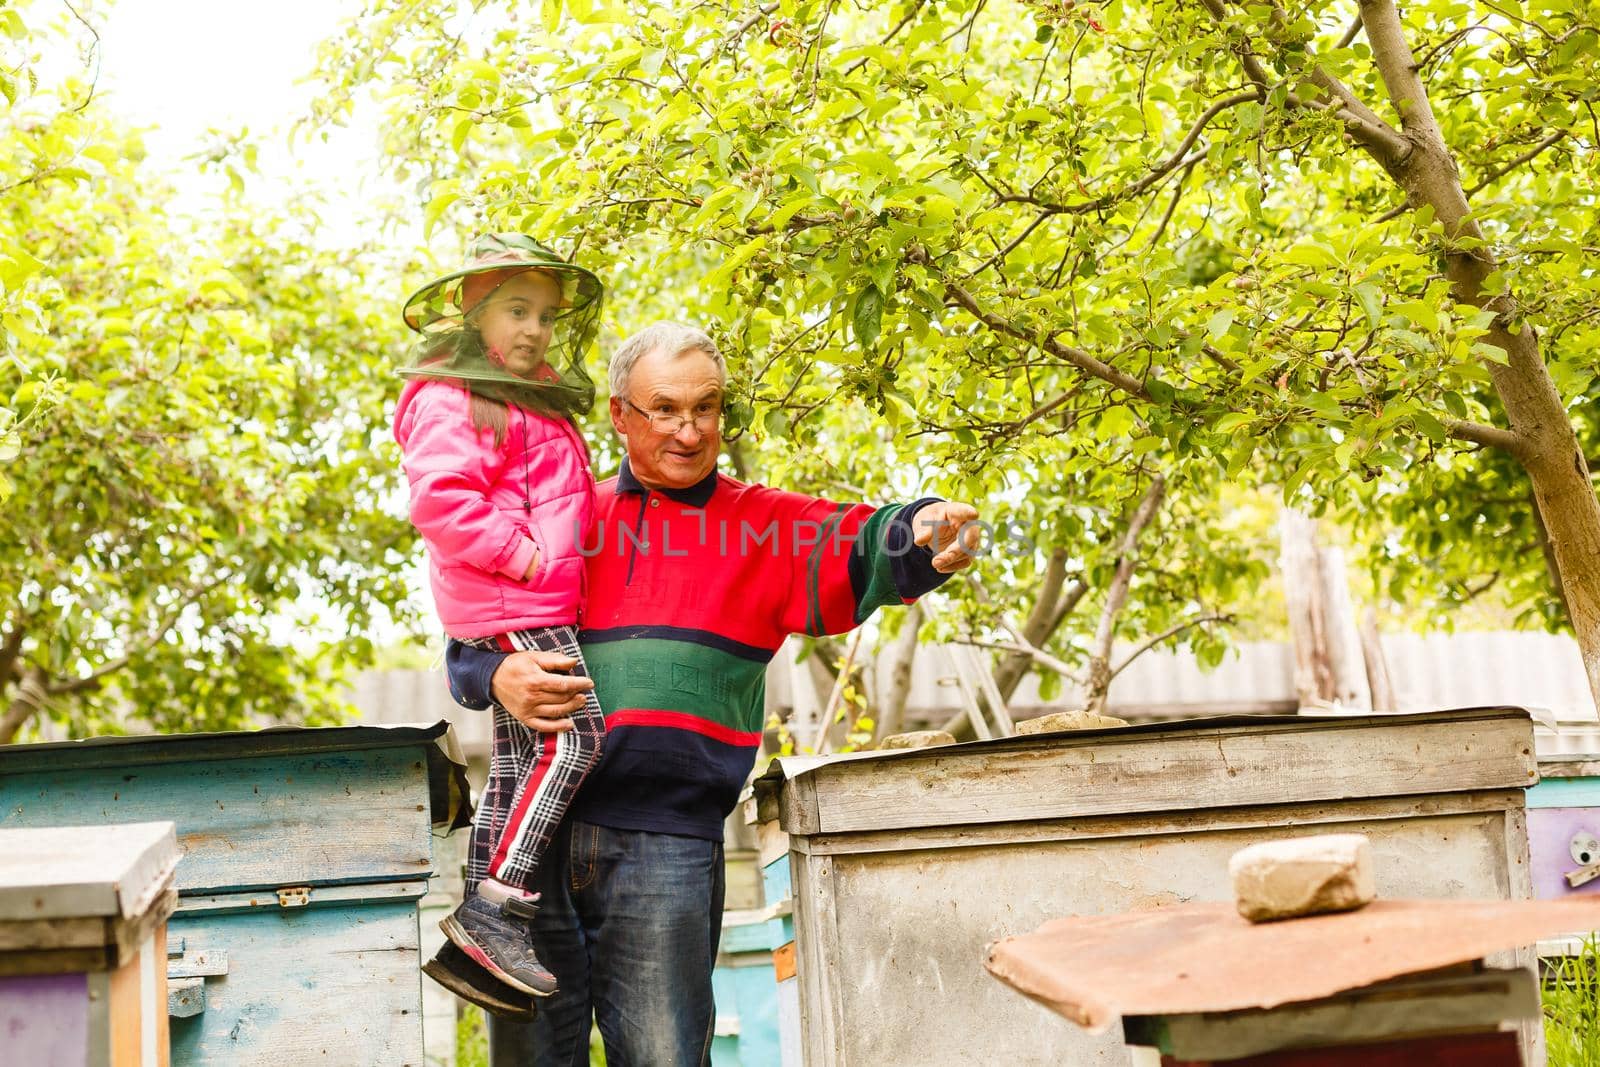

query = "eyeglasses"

[{"left": 624, "top": 397, "right": 722, "bottom": 434}]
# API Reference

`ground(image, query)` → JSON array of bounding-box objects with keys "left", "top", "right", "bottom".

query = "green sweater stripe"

[{"left": 583, "top": 638, "right": 770, "bottom": 733}]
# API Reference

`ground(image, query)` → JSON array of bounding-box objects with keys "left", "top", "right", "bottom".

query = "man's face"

[
  {"left": 472, "top": 271, "right": 564, "bottom": 379},
  {"left": 609, "top": 346, "right": 723, "bottom": 490}
]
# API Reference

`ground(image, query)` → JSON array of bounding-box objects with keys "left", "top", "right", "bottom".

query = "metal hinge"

[{"left": 276, "top": 886, "right": 312, "bottom": 908}]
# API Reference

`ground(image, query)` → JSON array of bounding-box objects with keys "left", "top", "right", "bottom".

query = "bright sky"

[
  {"left": 77, "top": 0, "right": 435, "bottom": 650},
  {"left": 99, "top": 0, "right": 353, "bottom": 154},
  {"left": 86, "top": 0, "right": 402, "bottom": 244}
]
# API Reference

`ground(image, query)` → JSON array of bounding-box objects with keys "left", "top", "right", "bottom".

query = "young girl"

[{"left": 393, "top": 233, "right": 606, "bottom": 1000}]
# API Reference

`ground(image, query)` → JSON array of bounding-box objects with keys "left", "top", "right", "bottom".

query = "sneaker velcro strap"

[{"left": 502, "top": 895, "right": 541, "bottom": 920}]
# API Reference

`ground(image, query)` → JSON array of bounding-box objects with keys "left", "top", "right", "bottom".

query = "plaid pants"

[{"left": 463, "top": 625, "right": 605, "bottom": 893}]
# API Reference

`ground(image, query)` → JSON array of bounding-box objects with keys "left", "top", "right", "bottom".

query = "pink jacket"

[{"left": 393, "top": 379, "right": 595, "bottom": 639}]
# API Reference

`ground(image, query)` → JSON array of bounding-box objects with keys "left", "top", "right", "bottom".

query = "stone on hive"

[
  {"left": 1229, "top": 833, "right": 1376, "bottom": 923},
  {"left": 1015, "top": 711, "right": 1129, "bottom": 735},
  {"left": 878, "top": 730, "right": 957, "bottom": 750}
]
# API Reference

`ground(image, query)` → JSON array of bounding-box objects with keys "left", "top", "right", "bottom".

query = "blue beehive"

[{"left": 0, "top": 722, "right": 471, "bottom": 1067}]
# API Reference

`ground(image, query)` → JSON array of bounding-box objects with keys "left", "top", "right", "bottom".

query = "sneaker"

[
  {"left": 422, "top": 941, "right": 537, "bottom": 1021},
  {"left": 439, "top": 891, "right": 558, "bottom": 997}
]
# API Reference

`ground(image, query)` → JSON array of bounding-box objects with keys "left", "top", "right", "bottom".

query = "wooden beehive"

[
  {"left": 0, "top": 722, "right": 471, "bottom": 1067},
  {"left": 0, "top": 821, "right": 180, "bottom": 1067},
  {"left": 755, "top": 708, "right": 1542, "bottom": 1066}
]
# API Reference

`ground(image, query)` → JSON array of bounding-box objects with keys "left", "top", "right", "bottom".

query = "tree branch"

[
  {"left": 843, "top": 0, "right": 930, "bottom": 75},
  {"left": 994, "top": 549, "right": 1083, "bottom": 699},
  {"left": 1108, "top": 612, "right": 1233, "bottom": 683},
  {"left": 1465, "top": 128, "right": 1569, "bottom": 199},
  {"left": 41, "top": 573, "right": 230, "bottom": 699},
  {"left": 996, "top": 145, "right": 1212, "bottom": 218},
  {"left": 1357, "top": 0, "right": 1444, "bottom": 141},
  {"left": 1335, "top": 12, "right": 1365, "bottom": 48},
  {"left": 1084, "top": 475, "right": 1167, "bottom": 713},
  {"left": 907, "top": 247, "right": 1153, "bottom": 399},
  {"left": 875, "top": 601, "right": 924, "bottom": 739},
  {"left": 957, "top": 637, "right": 1080, "bottom": 682},
  {"left": 1447, "top": 417, "right": 1531, "bottom": 461},
  {"left": 1198, "top": 0, "right": 1411, "bottom": 165},
  {"left": 723, "top": 2, "right": 781, "bottom": 52},
  {"left": 1529, "top": 487, "right": 1573, "bottom": 622}
]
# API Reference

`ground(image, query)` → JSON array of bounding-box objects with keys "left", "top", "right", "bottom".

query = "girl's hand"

[{"left": 521, "top": 546, "right": 541, "bottom": 581}]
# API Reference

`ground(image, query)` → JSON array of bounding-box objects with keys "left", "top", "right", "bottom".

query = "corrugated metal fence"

[{"left": 351, "top": 629, "right": 1598, "bottom": 758}]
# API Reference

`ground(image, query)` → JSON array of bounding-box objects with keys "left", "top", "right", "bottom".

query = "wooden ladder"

[{"left": 943, "top": 644, "right": 1014, "bottom": 739}]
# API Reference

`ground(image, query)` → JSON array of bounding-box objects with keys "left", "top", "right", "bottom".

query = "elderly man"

[{"left": 435, "top": 321, "right": 979, "bottom": 1065}]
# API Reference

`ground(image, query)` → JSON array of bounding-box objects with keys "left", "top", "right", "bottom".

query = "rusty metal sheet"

[{"left": 985, "top": 898, "right": 1600, "bottom": 1033}]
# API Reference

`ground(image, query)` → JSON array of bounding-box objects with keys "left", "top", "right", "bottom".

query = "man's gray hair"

[{"left": 609, "top": 321, "right": 725, "bottom": 398}]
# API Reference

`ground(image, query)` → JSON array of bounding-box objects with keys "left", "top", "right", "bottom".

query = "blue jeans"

[{"left": 488, "top": 818, "right": 726, "bottom": 1067}]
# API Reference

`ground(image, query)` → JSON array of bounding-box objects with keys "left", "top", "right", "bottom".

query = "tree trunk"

[
  {"left": 1530, "top": 488, "right": 1575, "bottom": 624},
  {"left": 993, "top": 548, "right": 1087, "bottom": 702},
  {"left": 0, "top": 666, "right": 46, "bottom": 745},
  {"left": 1360, "top": 607, "right": 1398, "bottom": 712},
  {"left": 1280, "top": 510, "right": 1337, "bottom": 707},
  {"left": 1084, "top": 475, "right": 1167, "bottom": 715},
  {"left": 1355, "top": 0, "right": 1600, "bottom": 710},
  {"left": 1280, "top": 511, "right": 1371, "bottom": 709}
]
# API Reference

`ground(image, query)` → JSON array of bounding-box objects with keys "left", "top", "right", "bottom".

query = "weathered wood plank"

[
  {"left": 108, "top": 937, "right": 142, "bottom": 1067},
  {"left": 0, "top": 822, "right": 177, "bottom": 921},
  {"left": 791, "top": 712, "right": 1536, "bottom": 835},
  {"left": 789, "top": 790, "right": 1526, "bottom": 858},
  {"left": 1123, "top": 967, "right": 1538, "bottom": 1061},
  {"left": 0, "top": 722, "right": 450, "bottom": 774},
  {"left": 0, "top": 749, "right": 433, "bottom": 893},
  {"left": 791, "top": 847, "right": 844, "bottom": 1067},
  {"left": 1527, "top": 775, "right": 1600, "bottom": 808},
  {"left": 167, "top": 897, "right": 423, "bottom": 1067},
  {"left": 173, "top": 880, "right": 425, "bottom": 916},
  {"left": 0, "top": 891, "right": 175, "bottom": 978},
  {"left": 817, "top": 809, "right": 1522, "bottom": 1065}
]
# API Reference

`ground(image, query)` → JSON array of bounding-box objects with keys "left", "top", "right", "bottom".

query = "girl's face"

[{"left": 472, "top": 271, "right": 565, "bottom": 379}]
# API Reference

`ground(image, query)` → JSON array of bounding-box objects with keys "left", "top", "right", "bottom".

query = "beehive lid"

[
  {"left": 985, "top": 897, "right": 1600, "bottom": 1033},
  {"left": 0, "top": 821, "right": 178, "bottom": 922},
  {"left": 0, "top": 720, "right": 473, "bottom": 831},
  {"left": 757, "top": 707, "right": 1537, "bottom": 836}
]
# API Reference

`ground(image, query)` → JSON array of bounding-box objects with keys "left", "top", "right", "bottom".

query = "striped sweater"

[{"left": 446, "top": 458, "right": 948, "bottom": 840}]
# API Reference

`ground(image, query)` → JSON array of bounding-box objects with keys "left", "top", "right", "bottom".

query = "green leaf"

[
  {"left": 705, "top": 235, "right": 769, "bottom": 290},
  {"left": 1283, "top": 243, "right": 1340, "bottom": 270},
  {"left": 1206, "top": 309, "right": 1235, "bottom": 340},
  {"left": 1354, "top": 283, "right": 1382, "bottom": 328},
  {"left": 423, "top": 191, "right": 461, "bottom": 237},
  {"left": 1411, "top": 410, "right": 1448, "bottom": 441},
  {"left": 867, "top": 258, "right": 898, "bottom": 298},
  {"left": 853, "top": 287, "right": 883, "bottom": 349}
]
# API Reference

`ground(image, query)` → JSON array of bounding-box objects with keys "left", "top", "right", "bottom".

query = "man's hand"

[
  {"left": 490, "top": 649, "right": 595, "bottom": 731},
  {"left": 914, "top": 500, "right": 983, "bottom": 573}
]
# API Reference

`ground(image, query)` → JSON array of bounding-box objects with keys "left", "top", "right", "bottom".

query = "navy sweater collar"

[{"left": 616, "top": 457, "right": 719, "bottom": 507}]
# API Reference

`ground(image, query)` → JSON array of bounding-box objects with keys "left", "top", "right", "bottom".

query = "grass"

[
  {"left": 455, "top": 1005, "right": 607, "bottom": 1066},
  {"left": 1545, "top": 936, "right": 1600, "bottom": 1067}
]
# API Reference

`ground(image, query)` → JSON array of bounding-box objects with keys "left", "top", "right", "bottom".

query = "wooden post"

[
  {"left": 1280, "top": 510, "right": 1371, "bottom": 711},
  {"left": 1361, "top": 608, "right": 1398, "bottom": 712}
]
